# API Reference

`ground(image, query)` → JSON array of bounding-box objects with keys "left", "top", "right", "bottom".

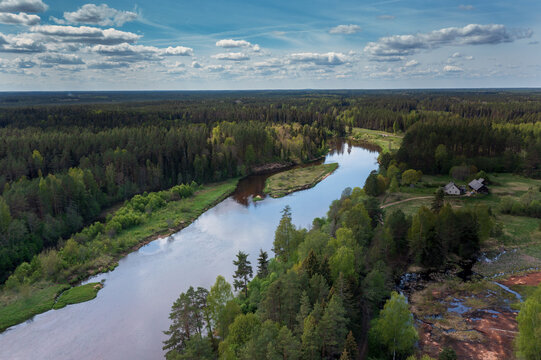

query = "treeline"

[
  {"left": 395, "top": 118, "right": 540, "bottom": 177},
  {"left": 0, "top": 120, "right": 328, "bottom": 283},
  {"left": 163, "top": 185, "right": 488, "bottom": 360}
]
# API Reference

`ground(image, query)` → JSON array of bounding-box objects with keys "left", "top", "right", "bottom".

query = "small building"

[
  {"left": 443, "top": 182, "right": 463, "bottom": 196},
  {"left": 468, "top": 178, "right": 488, "bottom": 194}
]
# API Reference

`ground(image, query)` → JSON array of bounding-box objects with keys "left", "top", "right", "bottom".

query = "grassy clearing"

[
  {"left": 264, "top": 163, "right": 338, "bottom": 198},
  {"left": 350, "top": 127, "right": 403, "bottom": 153},
  {"left": 0, "top": 283, "right": 69, "bottom": 332},
  {"left": 53, "top": 282, "right": 102, "bottom": 310}
]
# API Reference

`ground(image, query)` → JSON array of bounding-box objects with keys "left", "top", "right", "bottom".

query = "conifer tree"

[
  {"left": 256, "top": 249, "right": 269, "bottom": 278},
  {"left": 232, "top": 251, "right": 252, "bottom": 297}
]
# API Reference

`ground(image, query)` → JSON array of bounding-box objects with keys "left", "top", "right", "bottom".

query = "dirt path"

[{"left": 380, "top": 196, "right": 433, "bottom": 209}]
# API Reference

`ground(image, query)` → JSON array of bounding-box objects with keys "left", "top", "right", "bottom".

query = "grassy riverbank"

[
  {"left": 53, "top": 282, "right": 102, "bottom": 310},
  {"left": 350, "top": 127, "right": 403, "bottom": 153},
  {"left": 264, "top": 162, "right": 338, "bottom": 198},
  {"left": 0, "top": 179, "right": 239, "bottom": 332}
]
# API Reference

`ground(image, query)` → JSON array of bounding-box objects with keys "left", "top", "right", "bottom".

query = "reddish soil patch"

[
  {"left": 418, "top": 311, "right": 518, "bottom": 360},
  {"left": 502, "top": 271, "right": 541, "bottom": 287}
]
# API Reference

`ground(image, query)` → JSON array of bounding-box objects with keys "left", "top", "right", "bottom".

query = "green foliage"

[
  {"left": 273, "top": 206, "right": 296, "bottom": 263},
  {"left": 516, "top": 284, "right": 541, "bottom": 360},
  {"left": 438, "top": 347, "right": 457, "bottom": 360},
  {"left": 371, "top": 292, "right": 418, "bottom": 360},
  {"left": 233, "top": 251, "right": 253, "bottom": 297},
  {"left": 257, "top": 250, "right": 269, "bottom": 278},
  {"left": 364, "top": 171, "right": 386, "bottom": 196},
  {"left": 53, "top": 282, "right": 102, "bottom": 309},
  {"left": 402, "top": 169, "right": 423, "bottom": 186}
]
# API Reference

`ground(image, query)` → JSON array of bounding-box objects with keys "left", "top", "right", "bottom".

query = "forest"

[
  {"left": 1, "top": 89, "right": 540, "bottom": 283},
  {"left": 162, "top": 185, "right": 487, "bottom": 360}
]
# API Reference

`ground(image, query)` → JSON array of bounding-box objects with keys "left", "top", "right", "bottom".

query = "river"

[{"left": 0, "top": 141, "right": 377, "bottom": 360}]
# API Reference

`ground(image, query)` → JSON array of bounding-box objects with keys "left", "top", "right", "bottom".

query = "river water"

[{"left": 0, "top": 141, "right": 377, "bottom": 360}]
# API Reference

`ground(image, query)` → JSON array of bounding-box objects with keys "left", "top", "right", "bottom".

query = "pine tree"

[
  {"left": 344, "top": 331, "right": 359, "bottom": 360},
  {"left": 340, "top": 349, "right": 351, "bottom": 360},
  {"left": 319, "top": 294, "right": 348, "bottom": 358},
  {"left": 233, "top": 251, "right": 253, "bottom": 297},
  {"left": 273, "top": 205, "right": 294, "bottom": 262},
  {"left": 257, "top": 249, "right": 269, "bottom": 278}
]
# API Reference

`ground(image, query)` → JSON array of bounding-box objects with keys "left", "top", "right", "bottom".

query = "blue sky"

[{"left": 0, "top": 0, "right": 539, "bottom": 90}]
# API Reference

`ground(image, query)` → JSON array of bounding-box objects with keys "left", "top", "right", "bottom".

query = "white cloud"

[
  {"left": 14, "top": 56, "right": 35, "bottom": 68},
  {"left": 87, "top": 60, "right": 129, "bottom": 69},
  {"left": 0, "top": 32, "right": 45, "bottom": 52},
  {"left": 290, "top": 52, "right": 348, "bottom": 66},
  {"left": 443, "top": 65, "right": 463, "bottom": 72},
  {"left": 216, "top": 39, "right": 260, "bottom": 53},
  {"left": 364, "top": 24, "right": 533, "bottom": 61},
  {"left": 216, "top": 39, "right": 251, "bottom": 48},
  {"left": 52, "top": 4, "right": 137, "bottom": 27},
  {"left": 39, "top": 53, "right": 84, "bottom": 65},
  {"left": 0, "top": 12, "right": 39, "bottom": 25},
  {"left": 191, "top": 61, "right": 202, "bottom": 68},
  {"left": 90, "top": 43, "right": 192, "bottom": 62},
  {"left": 161, "top": 46, "right": 193, "bottom": 56},
  {"left": 329, "top": 24, "right": 361, "bottom": 35},
  {"left": 212, "top": 52, "right": 250, "bottom": 61},
  {"left": 0, "top": 0, "right": 47, "bottom": 13},
  {"left": 405, "top": 59, "right": 419, "bottom": 67},
  {"left": 30, "top": 25, "right": 140, "bottom": 45}
]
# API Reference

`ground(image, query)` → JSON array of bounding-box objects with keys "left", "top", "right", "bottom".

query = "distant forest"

[{"left": 0, "top": 90, "right": 540, "bottom": 282}]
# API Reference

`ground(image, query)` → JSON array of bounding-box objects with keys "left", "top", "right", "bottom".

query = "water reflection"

[{"left": 0, "top": 142, "right": 377, "bottom": 360}]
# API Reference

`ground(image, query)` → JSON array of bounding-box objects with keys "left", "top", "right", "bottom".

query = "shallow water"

[{"left": 0, "top": 141, "right": 377, "bottom": 360}]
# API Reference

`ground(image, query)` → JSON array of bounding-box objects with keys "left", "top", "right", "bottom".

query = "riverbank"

[
  {"left": 0, "top": 179, "right": 239, "bottom": 332},
  {"left": 349, "top": 127, "right": 403, "bottom": 153},
  {"left": 263, "top": 162, "right": 338, "bottom": 198}
]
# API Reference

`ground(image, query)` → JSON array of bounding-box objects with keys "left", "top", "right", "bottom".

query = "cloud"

[
  {"left": 52, "top": 4, "right": 137, "bottom": 27},
  {"left": 329, "top": 24, "right": 361, "bottom": 35},
  {"left": 0, "top": 12, "right": 39, "bottom": 25},
  {"left": 290, "top": 52, "right": 348, "bottom": 66},
  {"left": 31, "top": 25, "right": 140, "bottom": 45},
  {"left": 161, "top": 46, "right": 193, "bottom": 56},
  {"left": 87, "top": 60, "right": 129, "bottom": 69},
  {"left": 405, "top": 59, "right": 419, "bottom": 67},
  {"left": 364, "top": 24, "right": 533, "bottom": 61},
  {"left": 378, "top": 15, "right": 395, "bottom": 20},
  {"left": 459, "top": 5, "right": 474, "bottom": 11},
  {"left": 443, "top": 65, "right": 463, "bottom": 72},
  {"left": 216, "top": 39, "right": 260, "bottom": 52},
  {"left": 90, "top": 43, "right": 193, "bottom": 62},
  {"left": 39, "top": 53, "right": 84, "bottom": 65},
  {"left": 14, "top": 56, "right": 36, "bottom": 68},
  {"left": 191, "top": 61, "right": 202, "bottom": 68},
  {"left": 206, "top": 64, "right": 227, "bottom": 72},
  {"left": 0, "top": 0, "right": 47, "bottom": 13},
  {"left": 212, "top": 52, "right": 250, "bottom": 61},
  {"left": 0, "top": 32, "right": 45, "bottom": 52}
]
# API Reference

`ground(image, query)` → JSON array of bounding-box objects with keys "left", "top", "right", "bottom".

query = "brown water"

[{"left": 0, "top": 141, "right": 377, "bottom": 360}]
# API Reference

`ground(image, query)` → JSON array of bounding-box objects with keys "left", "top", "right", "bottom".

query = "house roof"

[
  {"left": 444, "top": 182, "right": 459, "bottom": 191},
  {"left": 469, "top": 179, "right": 485, "bottom": 191}
]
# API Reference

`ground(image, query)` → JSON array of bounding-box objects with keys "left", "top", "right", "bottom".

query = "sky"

[{"left": 0, "top": 0, "right": 539, "bottom": 90}]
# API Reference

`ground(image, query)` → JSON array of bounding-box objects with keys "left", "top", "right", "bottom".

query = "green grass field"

[
  {"left": 264, "top": 163, "right": 338, "bottom": 198},
  {"left": 0, "top": 283, "right": 69, "bottom": 332},
  {"left": 350, "top": 127, "right": 403, "bottom": 153},
  {"left": 53, "top": 282, "right": 102, "bottom": 309}
]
